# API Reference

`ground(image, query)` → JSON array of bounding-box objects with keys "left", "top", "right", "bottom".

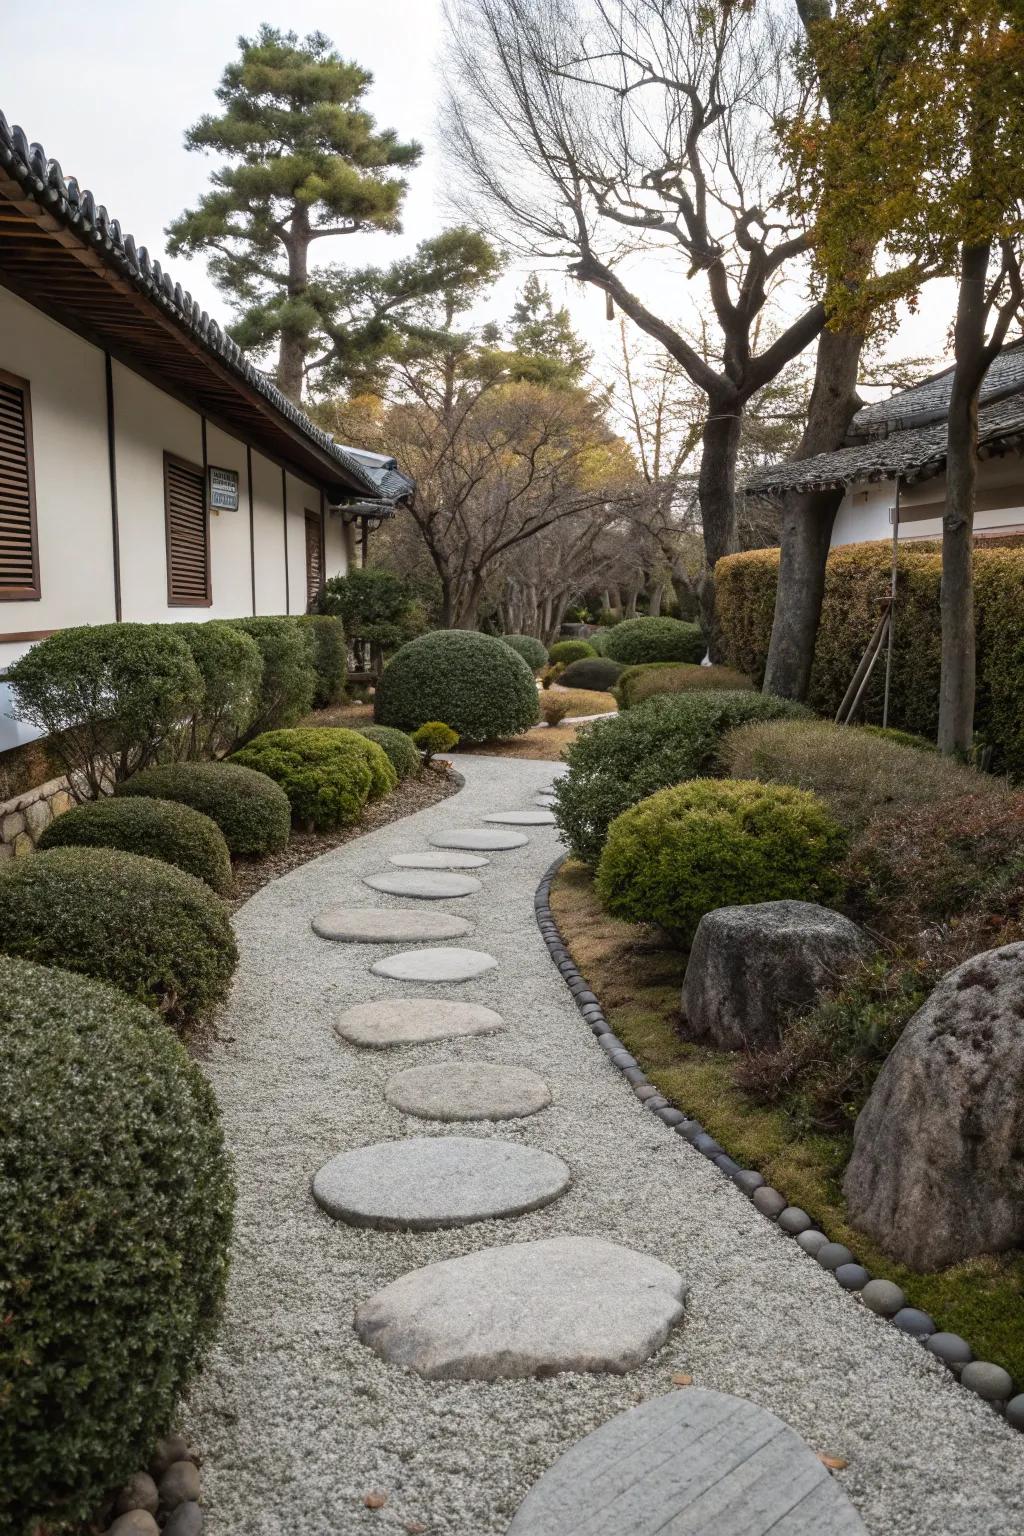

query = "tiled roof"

[
  {"left": 851, "top": 340, "right": 1024, "bottom": 436},
  {"left": 0, "top": 112, "right": 411, "bottom": 506},
  {"left": 746, "top": 394, "right": 1024, "bottom": 496}
]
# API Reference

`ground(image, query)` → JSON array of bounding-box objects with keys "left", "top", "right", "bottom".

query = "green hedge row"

[{"left": 715, "top": 541, "right": 1024, "bottom": 777}]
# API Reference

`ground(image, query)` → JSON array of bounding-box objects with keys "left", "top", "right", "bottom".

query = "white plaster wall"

[
  {"left": 251, "top": 450, "right": 288, "bottom": 614},
  {"left": 205, "top": 422, "right": 255, "bottom": 618},
  {"left": 832, "top": 456, "right": 1024, "bottom": 547},
  {"left": 324, "top": 505, "right": 349, "bottom": 582},
  {"left": 285, "top": 469, "right": 321, "bottom": 614}
]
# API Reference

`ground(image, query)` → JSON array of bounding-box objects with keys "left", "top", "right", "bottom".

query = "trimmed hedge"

[
  {"left": 116, "top": 760, "right": 291, "bottom": 856},
  {"left": 354, "top": 724, "right": 420, "bottom": 780},
  {"left": 0, "top": 956, "right": 233, "bottom": 1535},
  {"left": 298, "top": 613, "right": 348, "bottom": 708},
  {"left": 548, "top": 639, "right": 596, "bottom": 665},
  {"left": 173, "top": 620, "right": 263, "bottom": 758},
  {"left": 601, "top": 616, "right": 704, "bottom": 666},
  {"left": 557, "top": 656, "right": 624, "bottom": 692},
  {"left": 715, "top": 540, "right": 1024, "bottom": 776},
  {"left": 232, "top": 727, "right": 396, "bottom": 830},
  {"left": 375, "top": 630, "right": 539, "bottom": 742},
  {"left": 595, "top": 778, "right": 846, "bottom": 945},
  {"left": 37, "top": 795, "right": 233, "bottom": 894},
  {"left": 500, "top": 633, "right": 549, "bottom": 671},
  {"left": 0, "top": 848, "right": 237, "bottom": 1031},
  {"left": 554, "top": 690, "right": 810, "bottom": 865},
  {"left": 226, "top": 616, "right": 316, "bottom": 744},
  {"left": 616, "top": 662, "right": 752, "bottom": 709}
]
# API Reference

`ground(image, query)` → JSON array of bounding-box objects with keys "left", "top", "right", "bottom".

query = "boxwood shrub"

[
  {"left": 616, "top": 662, "right": 752, "bottom": 709},
  {"left": 117, "top": 761, "right": 291, "bottom": 856},
  {"left": 412, "top": 721, "right": 459, "bottom": 762},
  {"left": 37, "top": 795, "right": 233, "bottom": 894},
  {"left": 375, "top": 631, "right": 539, "bottom": 742},
  {"left": 595, "top": 778, "right": 847, "bottom": 944},
  {"left": 225, "top": 616, "right": 316, "bottom": 744},
  {"left": 298, "top": 613, "right": 347, "bottom": 707},
  {"left": 173, "top": 620, "right": 264, "bottom": 758},
  {"left": 354, "top": 724, "right": 420, "bottom": 780},
  {"left": 548, "top": 638, "right": 596, "bottom": 665},
  {"left": 557, "top": 656, "right": 624, "bottom": 692},
  {"left": 0, "top": 848, "right": 237, "bottom": 1031},
  {"left": 601, "top": 616, "right": 704, "bottom": 665},
  {"left": 554, "top": 690, "right": 810, "bottom": 865},
  {"left": 0, "top": 955, "right": 233, "bottom": 1535},
  {"left": 231, "top": 727, "right": 396, "bottom": 830},
  {"left": 500, "top": 633, "right": 548, "bottom": 671}
]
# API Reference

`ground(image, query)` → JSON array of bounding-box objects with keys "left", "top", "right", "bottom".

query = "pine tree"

[{"left": 507, "top": 273, "right": 592, "bottom": 387}]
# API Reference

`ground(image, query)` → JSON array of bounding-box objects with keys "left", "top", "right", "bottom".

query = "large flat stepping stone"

[
  {"left": 385, "top": 1062, "right": 551, "bottom": 1121},
  {"left": 363, "top": 870, "right": 482, "bottom": 899},
  {"left": 313, "top": 1136, "right": 569, "bottom": 1230},
  {"left": 484, "top": 810, "right": 556, "bottom": 826},
  {"left": 312, "top": 907, "right": 471, "bottom": 944},
  {"left": 371, "top": 947, "right": 498, "bottom": 982},
  {"left": 354, "top": 1236, "right": 686, "bottom": 1380},
  {"left": 507, "top": 1388, "right": 867, "bottom": 1535},
  {"left": 390, "top": 851, "right": 489, "bottom": 870},
  {"left": 334, "top": 997, "right": 505, "bottom": 1048},
  {"left": 430, "top": 828, "right": 529, "bottom": 851}
]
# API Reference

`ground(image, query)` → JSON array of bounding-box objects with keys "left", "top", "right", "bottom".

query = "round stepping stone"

[
  {"left": 483, "top": 810, "right": 556, "bottom": 826},
  {"left": 312, "top": 1137, "right": 569, "bottom": 1230},
  {"left": 430, "top": 828, "right": 529, "bottom": 851},
  {"left": 354, "top": 1235, "right": 686, "bottom": 1380},
  {"left": 334, "top": 997, "right": 505, "bottom": 1048},
  {"left": 312, "top": 907, "right": 471, "bottom": 944},
  {"left": 363, "top": 870, "right": 482, "bottom": 899},
  {"left": 390, "top": 851, "right": 489, "bottom": 870},
  {"left": 371, "top": 947, "right": 498, "bottom": 982},
  {"left": 385, "top": 1063, "right": 551, "bottom": 1121},
  {"left": 506, "top": 1388, "right": 867, "bottom": 1535}
]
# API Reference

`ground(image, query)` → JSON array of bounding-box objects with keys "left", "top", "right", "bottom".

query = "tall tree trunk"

[
  {"left": 763, "top": 326, "right": 865, "bottom": 698},
  {"left": 648, "top": 583, "right": 664, "bottom": 617},
  {"left": 938, "top": 241, "right": 990, "bottom": 756},
  {"left": 698, "top": 402, "right": 743, "bottom": 656},
  {"left": 277, "top": 205, "right": 310, "bottom": 404}
]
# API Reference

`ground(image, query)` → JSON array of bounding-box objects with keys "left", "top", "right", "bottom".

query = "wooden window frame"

[
  {"left": 163, "top": 450, "right": 212, "bottom": 608},
  {"left": 0, "top": 367, "right": 41, "bottom": 602},
  {"left": 304, "top": 506, "right": 325, "bottom": 609}
]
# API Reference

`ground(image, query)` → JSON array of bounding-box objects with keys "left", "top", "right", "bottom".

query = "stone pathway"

[{"left": 185, "top": 755, "right": 1024, "bottom": 1536}]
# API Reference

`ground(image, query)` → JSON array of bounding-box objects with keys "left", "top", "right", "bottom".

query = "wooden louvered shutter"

[
  {"left": 164, "top": 454, "right": 210, "bottom": 606},
  {"left": 0, "top": 370, "right": 40, "bottom": 600},
  {"left": 305, "top": 509, "right": 324, "bottom": 607}
]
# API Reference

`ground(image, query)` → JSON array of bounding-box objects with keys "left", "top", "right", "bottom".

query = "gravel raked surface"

[{"left": 183, "top": 754, "right": 1024, "bottom": 1536}]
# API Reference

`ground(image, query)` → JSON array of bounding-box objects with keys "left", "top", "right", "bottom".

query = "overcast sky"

[{"left": 2, "top": 0, "right": 957, "bottom": 394}]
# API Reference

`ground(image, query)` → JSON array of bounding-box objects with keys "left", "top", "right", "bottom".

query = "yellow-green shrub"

[
  {"left": 231, "top": 727, "right": 395, "bottom": 830},
  {"left": 616, "top": 662, "right": 752, "bottom": 709}
]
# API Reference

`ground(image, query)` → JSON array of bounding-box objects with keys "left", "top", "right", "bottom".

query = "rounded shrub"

[
  {"left": 557, "top": 656, "right": 624, "bottom": 692},
  {"left": 596, "top": 778, "right": 847, "bottom": 944},
  {"left": 355, "top": 724, "right": 420, "bottom": 780},
  {"left": 587, "top": 628, "right": 613, "bottom": 655},
  {"left": 37, "top": 795, "right": 233, "bottom": 894},
  {"left": 500, "top": 633, "right": 548, "bottom": 671},
  {"left": 0, "top": 848, "right": 238, "bottom": 1031},
  {"left": 226, "top": 616, "right": 316, "bottom": 743},
  {"left": 231, "top": 727, "right": 396, "bottom": 830},
  {"left": 0, "top": 955, "right": 233, "bottom": 1534},
  {"left": 548, "top": 638, "right": 596, "bottom": 665},
  {"left": 601, "top": 616, "right": 704, "bottom": 665},
  {"left": 412, "top": 721, "right": 459, "bottom": 762},
  {"left": 116, "top": 761, "right": 291, "bottom": 856},
  {"left": 375, "top": 630, "right": 538, "bottom": 742},
  {"left": 616, "top": 662, "right": 752, "bottom": 709},
  {"left": 298, "top": 613, "right": 348, "bottom": 708},
  {"left": 555, "top": 690, "right": 810, "bottom": 865},
  {"left": 173, "top": 620, "right": 263, "bottom": 757}
]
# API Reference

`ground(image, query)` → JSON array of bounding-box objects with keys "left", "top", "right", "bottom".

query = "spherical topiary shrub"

[
  {"left": 412, "top": 722, "right": 459, "bottom": 762},
  {"left": 38, "top": 795, "right": 233, "bottom": 894},
  {"left": 0, "top": 848, "right": 237, "bottom": 1031},
  {"left": 554, "top": 690, "right": 810, "bottom": 865},
  {"left": 231, "top": 727, "right": 397, "bottom": 830},
  {"left": 500, "top": 633, "right": 548, "bottom": 672},
  {"left": 116, "top": 761, "right": 291, "bottom": 856},
  {"left": 355, "top": 724, "right": 420, "bottom": 780},
  {"left": 557, "top": 656, "right": 624, "bottom": 692},
  {"left": 0, "top": 955, "right": 234, "bottom": 1534},
  {"left": 602, "top": 616, "right": 705, "bottom": 665},
  {"left": 375, "top": 631, "right": 539, "bottom": 742},
  {"left": 548, "top": 638, "right": 596, "bottom": 665},
  {"left": 596, "top": 778, "right": 847, "bottom": 944}
]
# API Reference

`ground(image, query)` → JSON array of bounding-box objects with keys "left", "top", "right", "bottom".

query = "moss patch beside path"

[{"left": 550, "top": 859, "right": 1024, "bottom": 1384}]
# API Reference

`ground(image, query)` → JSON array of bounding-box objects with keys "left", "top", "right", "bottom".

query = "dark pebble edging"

[{"left": 534, "top": 854, "right": 1024, "bottom": 1433}]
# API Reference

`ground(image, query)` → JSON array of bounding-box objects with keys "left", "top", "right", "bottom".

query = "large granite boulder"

[
  {"left": 844, "top": 943, "right": 1024, "bottom": 1270},
  {"left": 681, "top": 900, "right": 871, "bottom": 1051}
]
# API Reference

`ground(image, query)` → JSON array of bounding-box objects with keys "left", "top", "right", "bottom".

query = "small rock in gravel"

[
  {"left": 816, "top": 1243, "right": 854, "bottom": 1271},
  {"left": 115, "top": 1473, "right": 159, "bottom": 1516},
  {"left": 861, "top": 1279, "right": 906, "bottom": 1316},
  {"left": 162, "top": 1502, "right": 204, "bottom": 1536},
  {"left": 752, "top": 1187, "right": 787, "bottom": 1219},
  {"left": 150, "top": 1435, "right": 190, "bottom": 1481},
  {"left": 926, "top": 1333, "right": 974, "bottom": 1369},
  {"left": 796, "top": 1230, "right": 829, "bottom": 1257},
  {"left": 108, "top": 1513, "right": 160, "bottom": 1536},
  {"left": 835, "top": 1264, "right": 871, "bottom": 1291},
  {"left": 777, "top": 1207, "right": 812, "bottom": 1235},
  {"left": 892, "top": 1308, "right": 936, "bottom": 1337},
  {"left": 961, "top": 1361, "right": 1014, "bottom": 1401},
  {"left": 159, "top": 1462, "right": 201, "bottom": 1510},
  {"left": 1006, "top": 1394, "right": 1024, "bottom": 1430}
]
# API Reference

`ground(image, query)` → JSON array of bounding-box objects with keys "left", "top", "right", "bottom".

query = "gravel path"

[{"left": 184, "top": 754, "right": 1024, "bottom": 1536}]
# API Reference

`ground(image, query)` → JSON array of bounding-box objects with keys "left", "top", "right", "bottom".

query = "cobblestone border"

[{"left": 534, "top": 854, "right": 1024, "bottom": 1432}]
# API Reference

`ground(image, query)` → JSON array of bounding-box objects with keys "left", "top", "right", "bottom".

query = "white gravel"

[{"left": 183, "top": 754, "right": 1024, "bottom": 1536}]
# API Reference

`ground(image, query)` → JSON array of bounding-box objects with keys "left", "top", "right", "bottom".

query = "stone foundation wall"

[{"left": 0, "top": 774, "right": 75, "bottom": 861}]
